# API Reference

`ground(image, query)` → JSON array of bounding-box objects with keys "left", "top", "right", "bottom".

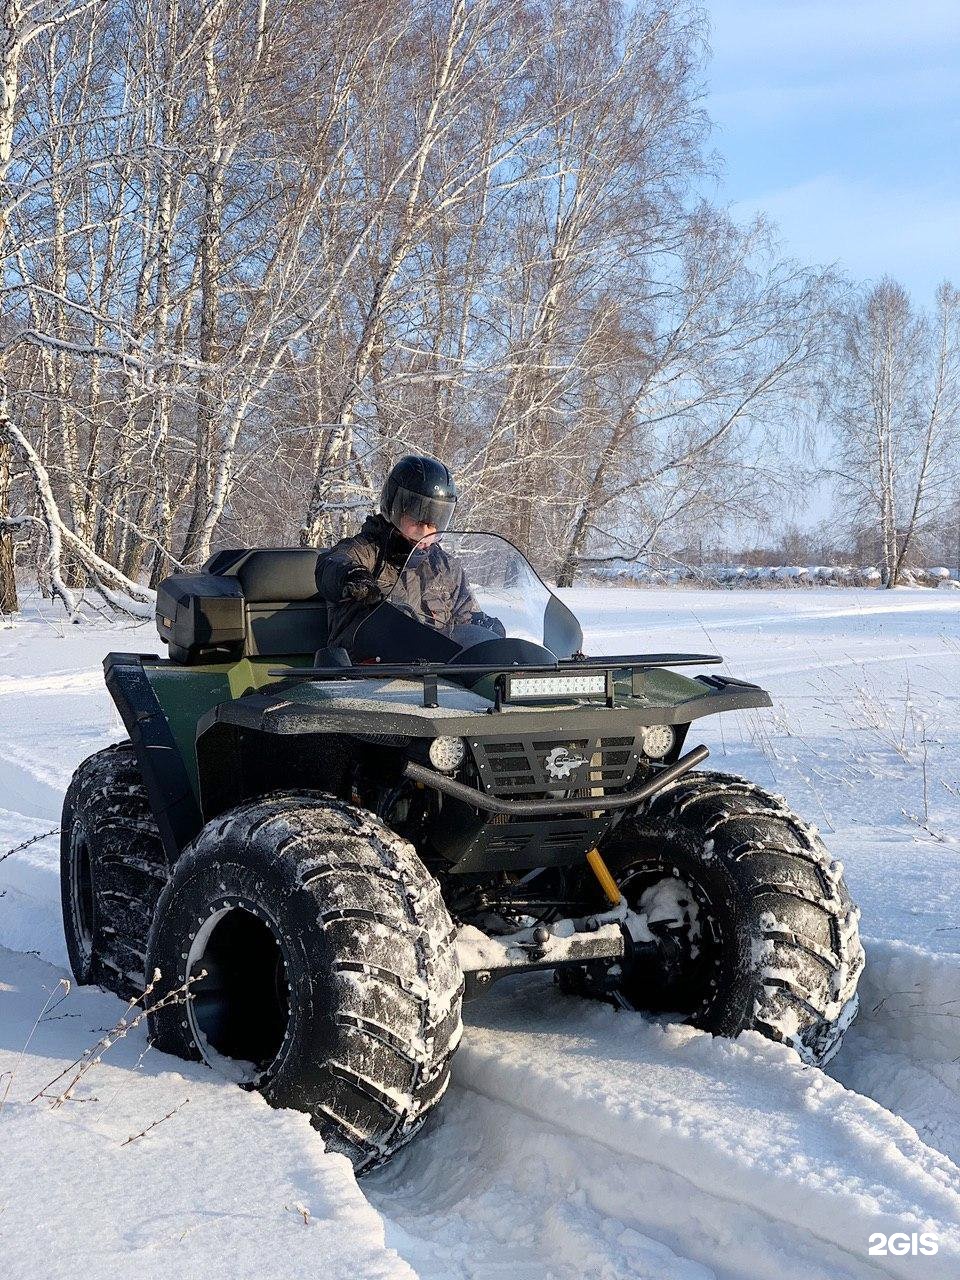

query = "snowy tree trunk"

[
  {"left": 0, "top": 387, "right": 155, "bottom": 614},
  {"left": 0, "top": 438, "right": 15, "bottom": 611},
  {"left": 0, "top": 0, "right": 24, "bottom": 611}
]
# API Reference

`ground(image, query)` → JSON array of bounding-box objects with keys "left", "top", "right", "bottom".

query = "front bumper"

[{"left": 405, "top": 744, "right": 709, "bottom": 816}]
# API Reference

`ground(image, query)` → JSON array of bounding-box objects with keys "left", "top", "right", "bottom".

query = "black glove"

[
  {"left": 470, "top": 611, "right": 506, "bottom": 638},
  {"left": 340, "top": 567, "right": 382, "bottom": 605}
]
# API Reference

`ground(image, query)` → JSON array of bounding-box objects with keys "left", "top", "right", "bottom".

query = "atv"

[{"left": 61, "top": 531, "right": 863, "bottom": 1172}]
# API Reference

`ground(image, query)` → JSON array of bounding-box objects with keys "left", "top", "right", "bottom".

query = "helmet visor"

[{"left": 386, "top": 485, "right": 457, "bottom": 532}]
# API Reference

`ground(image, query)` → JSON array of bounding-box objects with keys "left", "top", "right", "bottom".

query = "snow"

[
  {"left": 2, "top": 584, "right": 960, "bottom": 1278},
  {"left": 372, "top": 978, "right": 960, "bottom": 1280},
  {"left": 637, "top": 876, "right": 698, "bottom": 936},
  {"left": 0, "top": 950, "right": 415, "bottom": 1280}
]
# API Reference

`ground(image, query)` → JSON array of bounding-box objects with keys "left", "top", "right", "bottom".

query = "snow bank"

[
  {"left": 856, "top": 938, "right": 960, "bottom": 1065},
  {"left": 588, "top": 563, "right": 960, "bottom": 590},
  {"left": 0, "top": 948, "right": 414, "bottom": 1280},
  {"left": 830, "top": 938, "right": 960, "bottom": 1168}
]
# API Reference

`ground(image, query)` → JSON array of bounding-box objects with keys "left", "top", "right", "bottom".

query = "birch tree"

[
  {"left": 831, "top": 279, "right": 960, "bottom": 587},
  {"left": 0, "top": 0, "right": 874, "bottom": 606},
  {"left": 0, "top": 0, "right": 102, "bottom": 610}
]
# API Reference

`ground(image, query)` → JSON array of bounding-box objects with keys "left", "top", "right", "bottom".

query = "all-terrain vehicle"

[{"left": 61, "top": 532, "right": 863, "bottom": 1172}]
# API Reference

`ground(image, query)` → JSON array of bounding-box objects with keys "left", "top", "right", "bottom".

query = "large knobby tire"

[
  {"left": 146, "top": 793, "right": 464, "bottom": 1174},
  {"left": 60, "top": 742, "right": 169, "bottom": 1000},
  {"left": 606, "top": 770, "right": 863, "bottom": 1067}
]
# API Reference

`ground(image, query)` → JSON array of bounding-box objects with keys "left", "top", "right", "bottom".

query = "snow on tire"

[
  {"left": 60, "top": 742, "right": 169, "bottom": 999},
  {"left": 611, "top": 770, "right": 864, "bottom": 1067},
  {"left": 146, "top": 792, "right": 464, "bottom": 1173}
]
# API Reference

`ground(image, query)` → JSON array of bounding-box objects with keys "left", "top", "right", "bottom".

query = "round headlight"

[
  {"left": 641, "top": 724, "right": 675, "bottom": 759},
  {"left": 428, "top": 736, "right": 466, "bottom": 772}
]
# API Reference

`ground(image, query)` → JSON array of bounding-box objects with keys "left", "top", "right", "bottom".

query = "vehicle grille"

[{"left": 469, "top": 735, "right": 642, "bottom": 799}]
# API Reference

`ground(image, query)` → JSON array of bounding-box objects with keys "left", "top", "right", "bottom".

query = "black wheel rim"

[
  {"left": 186, "top": 905, "right": 291, "bottom": 1084},
  {"left": 618, "top": 866, "right": 721, "bottom": 1019}
]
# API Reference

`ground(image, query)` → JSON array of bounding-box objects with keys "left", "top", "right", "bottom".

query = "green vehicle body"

[
  {"left": 104, "top": 639, "right": 771, "bottom": 883},
  {"left": 140, "top": 654, "right": 747, "bottom": 801},
  {"left": 95, "top": 533, "right": 779, "bottom": 965}
]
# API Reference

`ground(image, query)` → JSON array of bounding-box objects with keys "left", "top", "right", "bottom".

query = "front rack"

[{"left": 267, "top": 652, "right": 723, "bottom": 710}]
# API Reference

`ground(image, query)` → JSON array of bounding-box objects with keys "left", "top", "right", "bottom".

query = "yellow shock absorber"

[{"left": 586, "top": 847, "right": 621, "bottom": 907}]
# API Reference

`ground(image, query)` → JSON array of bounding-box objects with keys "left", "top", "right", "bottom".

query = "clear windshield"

[{"left": 379, "top": 531, "right": 581, "bottom": 654}]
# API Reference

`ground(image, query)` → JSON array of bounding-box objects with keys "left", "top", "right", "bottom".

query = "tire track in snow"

[
  {"left": 370, "top": 977, "right": 960, "bottom": 1280},
  {"left": 829, "top": 938, "right": 960, "bottom": 1168},
  {"left": 369, "top": 1083, "right": 889, "bottom": 1280},
  {"left": 0, "top": 745, "right": 66, "bottom": 820},
  {"left": 0, "top": 669, "right": 103, "bottom": 696}
]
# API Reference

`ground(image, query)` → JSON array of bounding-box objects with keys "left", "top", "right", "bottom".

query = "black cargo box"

[{"left": 156, "top": 573, "right": 244, "bottom": 663}]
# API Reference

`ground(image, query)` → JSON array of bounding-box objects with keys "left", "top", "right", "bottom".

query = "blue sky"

[{"left": 703, "top": 0, "right": 960, "bottom": 305}]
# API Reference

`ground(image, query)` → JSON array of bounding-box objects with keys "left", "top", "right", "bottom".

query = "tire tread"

[{"left": 623, "top": 769, "right": 863, "bottom": 1065}]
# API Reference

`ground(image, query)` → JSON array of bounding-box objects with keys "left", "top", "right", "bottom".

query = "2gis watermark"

[{"left": 868, "top": 1232, "right": 939, "bottom": 1257}]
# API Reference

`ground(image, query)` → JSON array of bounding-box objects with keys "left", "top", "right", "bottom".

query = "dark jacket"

[{"left": 316, "top": 513, "right": 479, "bottom": 650}]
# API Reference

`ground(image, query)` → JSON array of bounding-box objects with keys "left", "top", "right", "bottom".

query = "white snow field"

[{"left": 2, "top": 585, "right": 959, "bottom": 1279}]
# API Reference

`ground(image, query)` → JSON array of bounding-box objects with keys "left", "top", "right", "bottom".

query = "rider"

[{"left": 316, "top": 455, "right": 503, "bottom": 653}]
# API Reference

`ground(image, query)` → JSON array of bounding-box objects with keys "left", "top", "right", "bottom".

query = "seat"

[{"left": 232, "top": 548, "right": 329, "bottom": 657}]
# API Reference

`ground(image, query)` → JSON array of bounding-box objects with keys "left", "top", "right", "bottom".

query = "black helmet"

[{"left": 380, "top": 455, "right": 458, "bottom": 534}]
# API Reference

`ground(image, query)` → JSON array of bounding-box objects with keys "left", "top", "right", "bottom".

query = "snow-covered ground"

[{"left": 2, "top": 585, "right": 959, "bottom": 1278}]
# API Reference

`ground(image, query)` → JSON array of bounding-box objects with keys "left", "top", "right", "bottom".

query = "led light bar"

[{"left": 505, "top": 672, "right": 608, "bottom": 701}]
